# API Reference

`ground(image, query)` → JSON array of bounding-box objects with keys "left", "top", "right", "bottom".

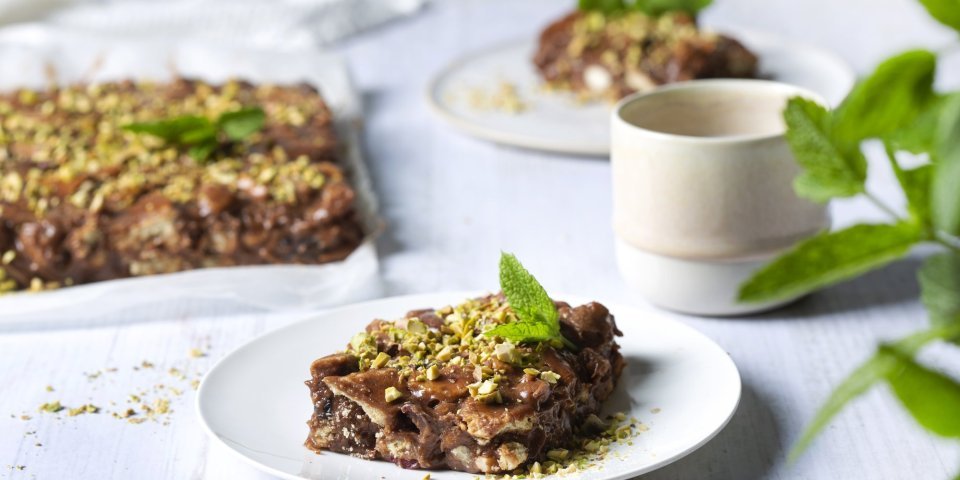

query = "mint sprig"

[
  {"left": 737, "top": 10, "right": 960, "bottom": 473},
  {"left": 485, "top": 253, "right": 576, "bottom": 350},
  {"left": 123, "top": 107, "right": 265, "bottom": 163},
  {"left": 578, "top": 0, "right": 712, "bottom": 17}
]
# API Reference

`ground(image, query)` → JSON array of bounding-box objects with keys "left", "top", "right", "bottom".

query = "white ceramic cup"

[{"left": 611, "top": 79, "right": 830, "bottom": 316}]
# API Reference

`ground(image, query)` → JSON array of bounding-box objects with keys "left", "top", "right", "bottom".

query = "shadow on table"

[
  {"left": 750, "top": 255, "right": 923, "bottom": 321},
  {"left": 639, "top": 382, "right": 784, "bottom": 480}
]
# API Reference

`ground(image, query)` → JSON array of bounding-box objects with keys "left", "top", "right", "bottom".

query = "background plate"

[
  {"left": 197, "top": 292, "right": 742, "bottom": 480},
  {"left": 428, "top": 32, "right": 856, "bottom": 156}
]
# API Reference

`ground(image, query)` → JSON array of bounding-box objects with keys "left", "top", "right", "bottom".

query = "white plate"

[
  {"left": 427, "top": 32, "right": 856, "bottom": 156},
  {"left": 197, "top": 292, "right": 741, "bottom": 480}
]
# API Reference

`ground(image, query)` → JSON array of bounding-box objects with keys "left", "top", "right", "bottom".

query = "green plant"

[
  {"left": 123, "top": 106, "right": 265, "bottom": 163},
  {"left": 578, "top": 0, "right": 712, "bottom": 17},
  {"left": 738, "top": 1, "right": 960, "bottom": 472},
  {"left": 486, "top": 253, "right": 577, "bottom": 350}
]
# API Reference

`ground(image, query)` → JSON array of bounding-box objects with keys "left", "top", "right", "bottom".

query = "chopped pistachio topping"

[
  {"left": 371, "top": 352, "right": 390, "bottom": 369},
  {"left": 340, "top": 296, "right": 587, "bottom": 406},
  {"left": 0, "top": 79, "right": 333, "bottom": 220},
  {"left": 493, "top": 412, "right": 646, "bottom": 478},
  {"left": 540, "top": 371, "right": 561, "bottom": 384},
  {"left": 546, "top": 448, "right": 569, "bottom": 461},
  {"left": 384, "top": 386, "right": 403, "bottom": 403},
  {"left": 476, "top": 379, "right": 498, "bottom": 395}
]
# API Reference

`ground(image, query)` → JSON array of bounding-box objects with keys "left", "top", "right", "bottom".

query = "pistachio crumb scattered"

[
  {"left": 67, "top": 404, "right": 100, "bottom": 416},
  {"left": 37, "top": 401, "right": 63, "bottom": 413}
]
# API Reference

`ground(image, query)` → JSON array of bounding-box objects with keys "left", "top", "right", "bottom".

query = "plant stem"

[{"left": 864, "top": 190, "right": 901, "bottom": 222}]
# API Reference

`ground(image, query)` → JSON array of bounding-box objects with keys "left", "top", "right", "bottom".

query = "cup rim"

[{"left": 612, "top": 79, "right": 827, "bottom": 144}]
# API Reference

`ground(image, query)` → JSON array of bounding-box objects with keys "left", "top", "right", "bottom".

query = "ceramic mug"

[{"left": 611, "top": 79, "right": 830, "bottom": 315}]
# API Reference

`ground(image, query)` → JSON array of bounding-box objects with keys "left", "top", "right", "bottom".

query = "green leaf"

[
  {"left": 123, "top": 116, "right": 212, "bottom": 143},
  {"left": 880, "top": 345, "right": 960, "bottom": 438},
  {"left": 919, "top": 253, "right": 960, "bottom": 335},
  {"left": 579, "top": 0, "right": 628, "bottom": 14},
  {"left": 632, "top": 0, "right": 713, "bottom": 16},
  {"left": 886, "top": 96, "right": 945, "bottom": 154},
  {"left": 783, "top": 97, "right": 866, "bottom": 202},
  {"left": 833, "top": 50, "right": 937, "bottom": 145},
  {"left": 123, "top": 106, "right": 265, "bottom": 165},
  {"left": 738, "top": 223, "right": 922, "bottom": 303},
  {"left": 498, "top": 252, "right": 558, "bottom": 328},
  {"left": 188, "top": 140, "right": 217, "bottom": 164},
  {"left": 789, "top": 351, "right": 898, "bottom": 461},
  {"left": 886, "top": 147, "right": 933, "bottom": 226},
  {"left": 485, "top": 321, "right": 557, "bottom": 344},
  {"left": 934, "top": 94, "right": 960, "bottom": 236},
  {"left": 578, "top": 0, "right": 712, "bottom": 16},
  {"left": 218, "top": 107, "right": 266, "bottom": 141},
  {"left": 488, "top": 252, "right": 573, "bottom": 348},
  {"left": 917, "top": 0, "right": 960, "bottom": 33},
  {"left": 789, "top": 323, "right": 960, "bottom": 461}
]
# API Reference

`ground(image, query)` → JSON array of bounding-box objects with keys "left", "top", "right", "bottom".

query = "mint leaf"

[
  {"left": 487, "top": 253, "right": 574, "bottom": 349},
  {"left": 578, "top": 0, "right": 712, "bottom": 16},
  {"left": 880, "top": 345, "right": 960, "bottom": 438},
  {"left": 886, "top": 96, "right": 945, "bottom": 154},
  {"left": 934, "top": 94, "right": 960, "bottom": 236},
  {"left": 498, "top": 252, "right": 558, "bottom": 329},
  {"left": 633, "top": 0, "right": 712, "bottom": 16},
  {"left": 218, "top": 107, "right": 266, "bottom": 141},
  {"left": 789, "top": 351, "right": 898, "bottom": 461},
  {"left": 188, "top": 140, "right": 218, "bottom": 164},
  {"left": 886, "top": 149, "right": 933, "bottom": 226},
  {"left": 486, "top": 321, "right": 557, "bottom": 344},
  {"left": 783, "top": 97, "right": 866, "bottom": 202},
  {"left": 790, "top": 323, "right": 960, "bottom": 461},
  {"left": 917, "top": 0, "right": 960, "bottom": 33},
  {"left": 833, "top": 50, "right": 937, "bottom": 145},
  {"left": 919, "top": 253, "right": 960, "bottom": 337},
  {"left": 123, "top": 106, "right": 265, "bottom": 164},
  {"left": 739, "top": 223, "right": 922, "bottom": 303},
  {"left": 579, "top": 0, "right": 628, "bottom": 14},
  {"left": 123, "top": 116, "right": 212, "bottom": 143}
]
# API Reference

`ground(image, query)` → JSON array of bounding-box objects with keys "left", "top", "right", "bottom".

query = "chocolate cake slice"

[
  {"left": 534, "top": 10, "right": 759, "bottom": 101},
  {"left": 305, "top": 294, "right": 624, "bottom": 474},
  {"left": 0, "top": 78, "right": 365, "bottom": 294}
]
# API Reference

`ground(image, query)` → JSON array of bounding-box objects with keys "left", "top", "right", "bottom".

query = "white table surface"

[{"left": 2, "top": 0, "right": 960, "bottom": 479}]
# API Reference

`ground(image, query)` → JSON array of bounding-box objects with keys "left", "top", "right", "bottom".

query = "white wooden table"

[{"left": 2, "top": 0, "right": 960, "bottom": 479}]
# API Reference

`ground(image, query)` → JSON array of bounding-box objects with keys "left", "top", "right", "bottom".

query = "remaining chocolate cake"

[
  {"left": 533, "top": 10, "right": 759, "bottom": 100},
  {"left": 0, "top": 78, "right": 365, "bottom": 294},
  {"left": 305, "top": 294, "right": 624, "bottom": 474}
]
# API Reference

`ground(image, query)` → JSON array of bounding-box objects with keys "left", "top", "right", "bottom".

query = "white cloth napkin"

[{"left": 0, "top": 0, "right": 426, "bottom": 49}]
